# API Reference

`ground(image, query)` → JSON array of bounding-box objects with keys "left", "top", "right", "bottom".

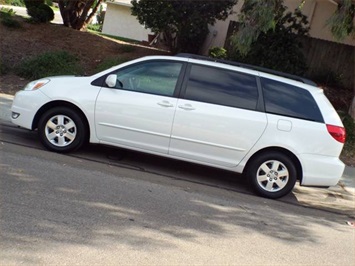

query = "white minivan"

[{"left": 11, "top": 54, "right": 346, "bottom": 198}]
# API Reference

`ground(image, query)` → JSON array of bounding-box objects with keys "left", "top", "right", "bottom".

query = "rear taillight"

[{"left": 326, "top": 124, "right": 346, "bottom": 143}]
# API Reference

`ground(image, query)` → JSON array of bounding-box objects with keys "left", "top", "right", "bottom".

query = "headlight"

[{"left": 24, "top": 79, "right": 50, "bottom": 91}]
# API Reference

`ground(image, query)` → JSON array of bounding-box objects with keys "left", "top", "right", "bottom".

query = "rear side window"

[
  {"left": 184, "top": 64, "right": 259, "bottom": 110},
  {"left": 261, "top": 78, "right": 324, "bottom": 122}
]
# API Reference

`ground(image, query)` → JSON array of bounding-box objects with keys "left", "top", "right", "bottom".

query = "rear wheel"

[
  {"left": 247, "top": 152, "right": 297, "bottom": 199},
  {"left": 38, "top": 107, "right": 86, "bottom": 153}
]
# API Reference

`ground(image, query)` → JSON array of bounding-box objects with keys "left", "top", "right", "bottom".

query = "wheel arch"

[
  {"left": 243, "top": 147, "right": 303, "bottom": 183},
  {"left": 32, "top": 101, "right": 90, "bottom": 140}
]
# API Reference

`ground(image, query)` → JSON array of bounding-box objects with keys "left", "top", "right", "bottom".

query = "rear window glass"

[{"left": 261, "top": 78, "right": 324, "bottom": 122}]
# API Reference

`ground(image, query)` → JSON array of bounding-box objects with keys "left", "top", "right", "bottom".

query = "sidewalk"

[{"left": 292, "top": 166, "right": 355, "bottom": 217}]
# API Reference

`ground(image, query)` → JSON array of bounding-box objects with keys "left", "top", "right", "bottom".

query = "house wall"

[
  {"left": 201, "top": 0, "right": 355, "bottom": 54},
  {"left": 200, "top": 1, "right": 243, "bottom": 54},
  {"left": 102, "top": 2, "right": 152, "bottom": 42},
  {"left": 285, "top": 0, "right": 355, "bottom": 46}
]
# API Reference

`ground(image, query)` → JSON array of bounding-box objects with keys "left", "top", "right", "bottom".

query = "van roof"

[{"left": 176, "top": 53, "right": 317, "bottom": 87}]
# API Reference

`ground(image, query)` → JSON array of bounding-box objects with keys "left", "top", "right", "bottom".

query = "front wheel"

[
  {"left": 38, "top": 107, "right": 87, "bottom": 153},
  {"left": 246, "top": 152, "right": 297, "bottom": 199}
]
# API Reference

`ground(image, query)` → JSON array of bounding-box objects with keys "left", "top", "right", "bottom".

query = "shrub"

[
  {"left": 16, "top": 51, "right": 81, "bottom": 79},
  {"left": 0, "top": 15, "right": 21, "bottom": 27},
  {"left": 0, "top": 61, "right": 10, "bottom": 75},
  {"left": 230, "top": 7, "right": 309, "bottom": 76},
  {"left": 0, "top": 7, "right": 16, "bottom": 16},
  {"left": 0, "top": 7, "right": 21, "bottom": 28},
  {"left": 87, "top": 23, "right": 102, "bottom": 32},
  {"left": 209, "top": 47, "right": 227, "bottom": 59},
  {"left": 95, "top": 57, "right": 129, "bottom": 73},
  {"left": 4, "top": 0, "right": 25, "bottom": 6},
  {"left": 338, "top": 111, "right": 355, "bottom": 161},
  {"left": 27, "top": 3, "right": 54, "bottom": 23},
  {"left": 342, "top": 113, "right": 355, "bottom": 154},
  {"left": 310, "top": 68, "right": 344, "bottom": 89}
]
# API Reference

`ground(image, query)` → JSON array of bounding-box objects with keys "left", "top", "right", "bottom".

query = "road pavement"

[{"left": 1, "top": 137, "right": 355, "bottom": 265}]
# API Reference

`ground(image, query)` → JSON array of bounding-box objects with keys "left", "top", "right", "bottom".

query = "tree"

[
  {"left": 58, "top": 0, "right": 103, "bottom": 30},
  {"left": 233, "top": 0, "right": 355, "bottom": 119},
  {"left": 230, "top": 4, "right": 310, "bottom": 75},
  {"left": 131, "top": 0, "right": 237, "bottom": 53}
]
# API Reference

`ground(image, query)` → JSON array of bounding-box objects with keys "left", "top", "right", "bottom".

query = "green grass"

[
  {"left": 16, "top": 51, "right": 82, "bottom": 79},
  {"left": 99, "top": 33, "right": 140, "bottom": 44},
  {"left": 87, "top": 23, "right": 102, "bottom": 32}
]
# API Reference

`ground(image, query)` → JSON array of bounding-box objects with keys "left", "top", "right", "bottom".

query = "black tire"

[
  {"left": 246, "top": 152, "right": 297, "bottom": 199},
  {"left": 38, "top": 107, "right": 87, "bottom": 153}
]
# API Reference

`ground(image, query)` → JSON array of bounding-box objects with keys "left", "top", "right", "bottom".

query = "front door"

[{"left": 95, "top": 60, "right": 184, "bottom": 154}]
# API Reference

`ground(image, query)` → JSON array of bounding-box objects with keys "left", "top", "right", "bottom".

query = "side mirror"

[{"left": 105, "top": 74, "right": 117, "bottom": 88}]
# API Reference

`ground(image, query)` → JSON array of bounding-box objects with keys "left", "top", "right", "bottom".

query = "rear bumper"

[{"left": 299, "top": 154, "right": 345, "bottom": 187}]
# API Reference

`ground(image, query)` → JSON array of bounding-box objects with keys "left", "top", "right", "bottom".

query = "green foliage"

[
  {"left": 96, "top": 4, "right": 105, "bottom": 25},
  {"left": 0, "top": 61, "right": 10, "bottom": 75},
  {"left": 95, "top": 57, "right": 129, "bottom": 73},
  {"left": 3, "top": 0, "right": 25, "bottom": 6},
  {"left": 311, "top": 68, "right": 344, "bottom": 89},
  {"left": 0, "top": 7, "right": 16, "bottom": 16},
  {"left": 87, "top": 23, "right": 102, "bottom": 32},
  {"left": 99, "top": 33, "right": 140, "bottom": 44},
  {"left": 208, "top": 47, "right": 228, "bottom": 59},
  {"left": 0, "top": 7, "right": 21, "bottom": 28},
  {"left": 58, "top": 0, "right": 102, "bottom": 30},
  {"left": 327, "top": 0, "right": 355, "bottom": 40},
  {"left": 230, "top": 5, "right": 309, "bottom": 75},
  {"left": 27, "top": 3, "right": 54, "bottom": 23},
  {"left": 16, "top": 51, "right": 81, "bottom": 79},
  {"left": 340, "top": 112, "right": 355, "bottom": 157},
  {"left": 131, "top": 0, "right": 237, "bottom": 53},
  {"left": 232, "top": 0, "right": 281, "bottom": 55}
]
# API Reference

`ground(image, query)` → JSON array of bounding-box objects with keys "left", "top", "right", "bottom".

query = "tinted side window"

[
  {"left": 184, "top": 64, "right": 259, "bottom": 110},
  {"left": 261, "top": 78, "right": 324, "bottom": 122},
  {"left": 114, "top": 61, "right": 183, "bottom": 96}
]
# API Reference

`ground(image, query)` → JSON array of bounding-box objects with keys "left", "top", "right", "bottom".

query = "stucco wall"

[
  {"left": 201, "top": 0, "right": 355, "bottom": 54},
  {"left": 102, "top": 2, "right": 152, "bottom": 42},
  {"left": 200, "top": 1, "right": 243, "bottom": 54},
  {"left": 285, "top": 0, "right": 355, "bottom": 46}
]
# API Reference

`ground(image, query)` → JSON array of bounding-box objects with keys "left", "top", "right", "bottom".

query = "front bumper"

[{"left": 11, "top": 90, "right": 51, "bottom": 130}]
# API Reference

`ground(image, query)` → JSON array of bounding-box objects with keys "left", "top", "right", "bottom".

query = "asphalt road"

[
  {"left": 1, "top": 94, "right": 355, "bottom": 265},
  {"left": 2, "top": 140, "right": 355, "bottom": 265}
]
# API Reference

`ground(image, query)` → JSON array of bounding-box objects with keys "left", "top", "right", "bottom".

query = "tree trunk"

[{"left": 58, "top": 0, "right": 102, "bottom": 30}]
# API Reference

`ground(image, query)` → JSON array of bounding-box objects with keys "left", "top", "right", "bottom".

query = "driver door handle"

[{"left": 157, "top": 101, "right": 174, "bottom": 108}]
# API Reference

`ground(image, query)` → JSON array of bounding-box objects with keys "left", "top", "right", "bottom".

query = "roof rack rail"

[{"left": 176, "top": 53, "right": 317, "bottom": 87}]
